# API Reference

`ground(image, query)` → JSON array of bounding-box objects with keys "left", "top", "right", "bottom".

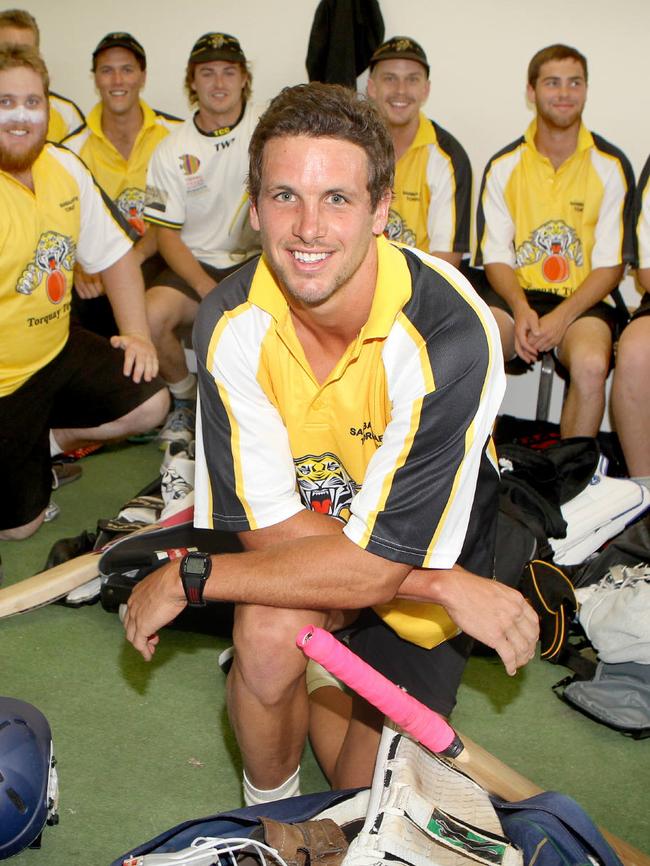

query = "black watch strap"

[{"left": 180, "top": 552, "right": 212, "bottom": 607}]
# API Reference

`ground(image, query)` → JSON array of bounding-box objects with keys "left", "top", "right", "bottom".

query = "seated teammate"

[
  {"left": 0, "top": 45, "right": 168, "bottom": 541},
  {"left": 0, "top": 8, "right": 84, "bottom": 140},
  {"left": 64, "top": 32, "right": 181, "bottom": 337},
  {"left": 143, "top": 33, "right": 261, "bottom": 449},
  {"left": 367, "top": 36, "right": 471, "bottom": 267},
  {"left": 611, "top": 155, "right": 650, "bottom": 488},
  {"left": 124, "top": 83, "right": 538, "bottom": 802},
  {"left": 475, "top": 44, "right": 634, "bottom": 438}
]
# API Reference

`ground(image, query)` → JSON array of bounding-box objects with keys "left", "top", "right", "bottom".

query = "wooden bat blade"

[
  {"left": 0, "top": 504, "right": 195, "bottom": 619},
  {"left": 0, "top": 551, "right": 101, "bottom": 617},
  {"left": 455, "top": 732, "right": 650, "bottom": 866}
]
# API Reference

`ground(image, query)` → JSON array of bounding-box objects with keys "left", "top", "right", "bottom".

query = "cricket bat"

[
  {"left": 0, "top": 504, "right": 194, "bottom": 619},
  {"left": 297, "top": 626, "right": 650, "bottom": 866}
]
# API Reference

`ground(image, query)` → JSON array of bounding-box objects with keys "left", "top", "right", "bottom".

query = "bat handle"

[{"left": 297, "top": 625, "right": 464, "bottom": 758}]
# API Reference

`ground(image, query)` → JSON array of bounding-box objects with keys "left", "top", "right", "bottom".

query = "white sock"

[
  {"left": 49, "top": 430, "right": 63, "bottom": 457},
  {"left": 168, "top": 373, "right": 197, "bottom": 402},
  {"left": 633, "top": 475, "right": 650, "bottom": 492},
  {"left": 242, "top": 766, "right": 301, "bottom": 806}
]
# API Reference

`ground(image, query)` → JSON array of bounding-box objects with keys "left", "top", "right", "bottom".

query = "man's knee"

[
  {"left": 616, "top": 321, "right": 650, "bottom": 378},
  {"left": 233, "top": 605, "right": 322, "bottom": 704},
  {"left": 111, "top": 387, "right": 170, "bottom": 438},
  {"left": 146, "top": 286, "right": 196, "bottom": 340},
  {"left": 490, "top": 307, "right": 515, "bottom": 359}
]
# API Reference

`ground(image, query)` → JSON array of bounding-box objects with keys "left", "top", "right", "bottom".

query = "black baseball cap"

[
  {"left": 189, "top": 32, "right": 246, "bottom": 64},
  {"left": 92, "top": 32, "right": 146, "bottom": 68},
  {"left": 369, "top": 36, "right": 429, "bottom": 75}
]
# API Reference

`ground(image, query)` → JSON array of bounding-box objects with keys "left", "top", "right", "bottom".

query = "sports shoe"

[
  {"left": 158, "top": 404, "right": 195, "bottom": 449},
  {"left": 51, "top": 461, "right": 82, "bottom": 489},
  {"left": 44, "top": 501, "right": 60, "bottom": 522},
  {"left": 161, "top": 438, "right": 196, "bottom": 470}
]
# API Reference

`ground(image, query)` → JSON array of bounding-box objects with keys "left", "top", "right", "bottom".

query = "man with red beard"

[
  {"left": 0, "top": 45, "right": 168, "bottom": 542},
  {"left": 475, "top": 44, "right": 634, "bottom": 438}
]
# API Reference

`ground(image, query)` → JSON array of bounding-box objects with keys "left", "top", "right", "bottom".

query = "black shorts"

[
  {"left": 0, "top": 326, "right": 164, "bottom": 530},
  {"left": 340, "top": 609, "right": 474, "bottom": 717},
  {"left": 631, "top": 292, "right": 650, "bottom": 321},
  {"left": 482, "top": 287, "right": 622, "bottom": 336},
  {"left": 151, "top": 260, "right": 251, "bottom": 303}
]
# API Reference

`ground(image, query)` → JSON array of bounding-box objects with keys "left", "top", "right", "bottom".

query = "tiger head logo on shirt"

[
  {"left": 384, "top": 207, "right": 416, "bottom": 247},
  {"left": 515, "top": 219, "right": 584, "bottom": 283},
  {"left": 294, "top": 452, "right": 360, "bottom": 521},
  {"left": 15, "top": 231, "right": 76, "bottom": 303},
  {"left": 116, "top": 187, "right": 146, "bottom": 236}
]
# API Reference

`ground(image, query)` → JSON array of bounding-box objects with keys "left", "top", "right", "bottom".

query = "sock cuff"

[
  {"left": 243, "top": 765, "right": 301, "bottom": 806},
  {"left": 167, "top": 373, "right": 197, "bottom": 400}
]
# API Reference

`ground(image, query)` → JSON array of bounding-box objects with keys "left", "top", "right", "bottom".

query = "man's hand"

[
  {"left": 74, "top": 263, "right": 105, "bottom": 299},
  {"left": 123, "top": 561, "right": 187, "bottom": 661},
  {"left": 512, "top": 305, "right": 541, "bottom": 364},
  {"left": 436, "top": 568, "right": 539, "bottom": 675},
  {"left": 530, "top": 305, "right": 573, "bottom": 353},
  {"left": 110, "top": 332, "right": 159, "bottom": 383}
]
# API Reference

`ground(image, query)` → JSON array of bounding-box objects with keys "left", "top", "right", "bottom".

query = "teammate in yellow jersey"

[
  {"left": 124, "top": 83, "right": 538, "bottom": 804},
  {"left": 0, "top": 8, "right": 84, "bottom": 141},
  {"left": 63, "top": 32, "right": 181, "bottom": 336},
  {"left": 476, "top": 44, "right": 635, "bottom": 438},
  {"left": 0, "top": 45, "right": 168, "bottom": 541},
  {"left": 367, "top": 36, "right": 471, "bottom": 267}
]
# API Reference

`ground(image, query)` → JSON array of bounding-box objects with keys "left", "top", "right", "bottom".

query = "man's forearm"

[
  {"left": 196, "top": 532, "right": 410, "bottom": 610},
  {"left": 484, "top": 262, "right": 529, "bottom": 312},
  {"left": 556, "top": 264, "right": 624, "bottom": 321},
  {"left": 102, "top": 248, "right": 151, "bottom": 338},
  {"left": 133, "top": 225, "right": 158, "bottom": 266},
  {"left": 157, "top": 227, "right": 217, "bottom": 297}
]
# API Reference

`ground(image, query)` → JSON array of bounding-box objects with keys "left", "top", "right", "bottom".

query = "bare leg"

[
  {"left": 52, "top": 389, "right": 169, "bottom": 453},
  {"left": 611, "top": 317, "right": 650, "bottom": 475},
  {"left": 490, "top": 307, "right": 516, "bottom": 361},
  {"left": 331, "top": 693, "right": 383, "bottom": 789},
  {"left": 308, "top": 686, "right": 352, "bottom": 783},
  {"left": 0, "top": 509, "right": 46, "bottom": 541},
  {"left": 146, "top": 286, "right": 199, "bottom": 384},
  {"left": 228, "top": 604, "right": 332, "bottom": 789},
  {"left": 557, "top": 317, "right": 611, "bottom": 438}
]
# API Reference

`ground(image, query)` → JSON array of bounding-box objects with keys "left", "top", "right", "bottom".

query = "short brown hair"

[
  {"left": 0, "top": 9, "right": 39, "bottom": 46},
  {"left": 183, "top": 59, "right": 252, "bottom": 109},
  {"left": 248, "top": 82, "right": 394, "bottom": 209},
  {"left": 0, "top": 42, "right": 49, "bottom": 93},
  {"left": 528, "top": 44, "right": 588, "bottom": 87}
]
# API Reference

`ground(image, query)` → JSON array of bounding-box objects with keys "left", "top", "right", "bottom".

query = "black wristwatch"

[{"left": 180, "top": 552, "right": 212, "bottom": 607}]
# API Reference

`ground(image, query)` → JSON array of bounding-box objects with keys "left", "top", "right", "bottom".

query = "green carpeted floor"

[{"left": 1, "top": 441, "right": 648, "bottom": 864}]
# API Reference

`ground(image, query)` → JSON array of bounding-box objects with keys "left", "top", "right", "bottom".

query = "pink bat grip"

[{"left": 297, "top": 625, "right": 463, "bottom": 756}]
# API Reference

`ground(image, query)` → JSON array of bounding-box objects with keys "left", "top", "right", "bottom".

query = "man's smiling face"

[{"left": 0, "top": 64, "right": 48, "bottom": 173}]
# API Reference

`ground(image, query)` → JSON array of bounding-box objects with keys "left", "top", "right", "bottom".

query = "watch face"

[{"left": 184, "top": 555, "right": 207, "bottom": 576}]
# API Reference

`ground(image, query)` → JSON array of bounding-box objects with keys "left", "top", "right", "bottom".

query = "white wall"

[
  {"left": 23, "top": 0, "right": 650, "bottom": 424},
  {"left": 28, "top": 0, "right": 649, "bottom": 283}
]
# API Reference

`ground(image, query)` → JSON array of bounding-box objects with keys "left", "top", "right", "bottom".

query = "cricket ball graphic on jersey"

[
  {"left": 515, "top": 219, "right": 583, "bottom": 284},
  {"left": 15, "top": 231, "right": 76, "bottom": 303},
  {"left": 117, "top": 187, "right": 146, "bottom": 236}
]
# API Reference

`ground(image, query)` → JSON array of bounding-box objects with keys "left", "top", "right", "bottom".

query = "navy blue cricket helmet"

[{"left": 0, "top": 698, "right": 59, "bottom": 859}]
